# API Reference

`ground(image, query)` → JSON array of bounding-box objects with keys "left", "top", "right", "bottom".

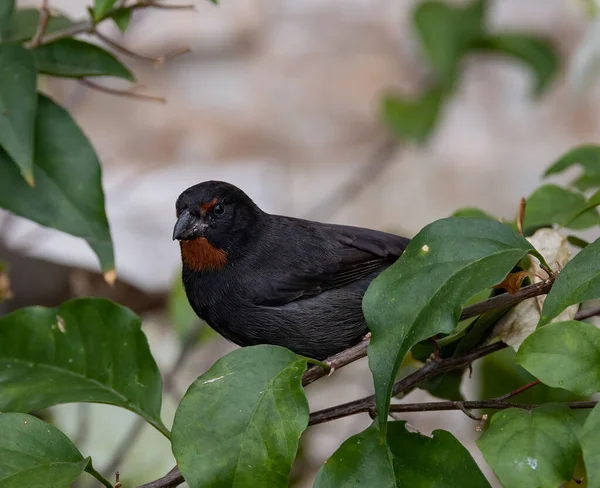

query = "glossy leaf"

[
  {"left": 580, "top": 403, "right": 600, "bottom": 488},
  {"left": 474, "top": 34, "right": 557, "bottom": 96},
  {"left": 315, "top": 421, "right": 489, "bottom": 487},
  {"left": 0, "top": 413, "right": 110, "bottom": 488},
  {"left": 365, "top": 217, "right": 540, "bottom": 433},
  {"left": 381, "top": 87, "right": 443, "bottom": 143},
  {"left": 516, "top": 320, "right": 600, "bottom": 395},
  {"left": 414, "top": 0, "right": 485, "bottom": 88},
  {"left": 478, "top": 405, "right": 581, "bottom": 488},
  {"left": 0, "top": 0, "right": 13, "bottom": 32},
  {"left": 94, "top": 0, "right": 118, "bottom": 20},
  {"left": 544, "top": 144, "right": 600, "bottom": 190},
  {"left": 172, "top": 345, "right": 309, "bottom": 488},
  {"left": 0, "top": 44, "right": 37, "bottom": 185},
  {"left": 524, "top": 184, "right": 600, "bottom": 230},
  {"left": 0, "top": 94, "right": 114, "bottom": 272},
  {"left": 1, "top": 9, "right": 72, "bottom": 43},
  {"left": 314, "top": 423, "right": 395, "bottom": 488},
  {"left": 538, "top": 237, "right": 600, "bottom": 326},
  {"left": 33, "top": 39, "right": 134, "bottom": 80},
  {"left": 0, "top": 298, "right": 168, "bottom": 437}
]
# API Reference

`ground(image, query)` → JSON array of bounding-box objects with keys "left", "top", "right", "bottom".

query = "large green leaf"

[
  {"left": 580, "top": 403, "right": 600, "bottom": 488},
  {"left": 1, "top": 9, "right": 72, "bottom": 43},
  {"left": 315, "top": 421, "right": 489, "bottom": 487},
  {"left": 516, "top": 320, "right": 600, "bottom": 395},
  {"left": 0, "top": 298, "right": 168, "bottom": 437},
  {"left": 33, "top": 39, "right": 134, "bottom": 80},
  {"left": 538, "top": 238, "right": 600, "bottom": 326},
  {"left": 477, "top": 405, "right": 581, "bottom": 488},
  {"left": 172, "top": 345, "right": 309, "bottom": 488},
  {"left": 0, "top": 94, "right": 114, "bottom": 272},
  {"left": 314, "top": 423, "right": 395, "bottom": 488},
  {"left": 0, "top": 413, "right": 110, "bottom": 488},
  {"left": 524, "top": 184, "right": 600, "bottom": 230},
  {"left": 381, "top": 87, "right": 444, "bottom": 143},
  {"left": 0, "top": 0, "right": 14, "bottom": 32},
  {"left": 474, "top": 34, "right": 557, "bottom": 96},
  {"left": 365, "top": 217, "right": 539, "bottom": 434},
  {"left": 544, "top": 144, "right": 600, "bottom": 190},
  {"left": 0, "top": 44, "right": 37, "bottom": 186},
  {"left": 413, "top": 0, "right": 485, "bottom": 88}
]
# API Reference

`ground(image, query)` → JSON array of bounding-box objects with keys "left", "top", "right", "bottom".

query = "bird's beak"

[{"left": 173, "top": 209, "right": 203, "bottom": 241}]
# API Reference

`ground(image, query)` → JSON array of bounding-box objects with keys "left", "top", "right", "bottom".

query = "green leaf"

[
  {"left": 172, "top": 345, "right": 309, "bottom": 488},
  {"left": 474, "top": 34, "right": 557, "bottom": 96},
  {"left": 0, "top": 94, "right": 114, "bottom": 272},
  {"left": 452, "top": 207, "right": 496, "bottom": 219},
  {"left": 524, "top": 184, "right": 600, "bottom": 230},
  {"left": 93, "top": 0, "right": 118, "bottom": 21},
  {"left": 580, "top": 403, "right": 600, "bottom": 488},
  {"left": 1, "top": 9, "right": 72, "bottom": 43},
  {"left": 0, "top": 298, "right": 168, "bottom": 437},
  {"left": 0, "top": 0, "right": 14, "bottom": 32},
  {"left": 382, "top": 87, "right": 444, "bottom": 143},
  {"left": 108, "top": 7, "right": 132, "bottom": 33},
  {"left": 314, "top": 422, "right": 395, "bottom": 488},
  {"left": 365, "top": 217, "right": 539, "bottom": 434},
  {"left": 0, "top": 412, "right": 111, "bottom": 488},
  {"left": 414, "top": 0, "right": 485, "bottom": 88},
  {"left": 477, "top": 405, "right": 581, "bottom": 488},
  {"left": 33, "top": 39, "right": 134, "bottom": 80},
  {"left": 516, "top": 320, "right": 600, "bottom": 395},
  {"left": 538, "top": 238, "right": 600, "bottom": 326},
  {"left": 545, "top": 144, "right": 600, "bottom": 190},
  {"left": 0, "top": 44, "right": 37, "bottom": 186},
  {"left": 315, "top": 421, "right": 490, "bottom": 487}
]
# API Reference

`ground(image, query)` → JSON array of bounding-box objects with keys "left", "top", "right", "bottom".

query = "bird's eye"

[{"left": 213, "top": 203, "right": 225, "bottom": 215}]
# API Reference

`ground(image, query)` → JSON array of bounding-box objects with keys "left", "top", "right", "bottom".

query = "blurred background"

[{"left": 1, "top": 0, "right": 600, "bottom": 486}]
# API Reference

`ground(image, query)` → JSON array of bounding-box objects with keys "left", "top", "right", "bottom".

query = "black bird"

[{"left": 173, "top": 181, "right": 410, "bottom": 360}]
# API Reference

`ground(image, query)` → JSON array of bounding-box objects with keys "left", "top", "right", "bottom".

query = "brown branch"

[
  {"left": 137, "top": 467, "right": 184, "bottom": 488},
  {"left": 27, "top": 0, "right": 50, "bottom": 48},
  {"left": 79, "top": 79, "right": 166, "bottom": 103},
  {"left": 496, "top": 379, "right": 540, "bottom": 401},
  {"left": 386, "top": 400, "right": 597, "bottom": 414},
  {"left": 517, "top": 197, "right": 526, "bottom": 235}
]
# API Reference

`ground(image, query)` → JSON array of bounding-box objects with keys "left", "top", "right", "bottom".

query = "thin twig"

[
  {"left": 385, "top": 400, "right": 597, "bottom": 414},
  {"left": 27, "top": 0, "right": 50, "bottom": 48},
  {"left": 496, "top": 379, "right": 540, "bottom": 401},
  {"left": 517, "top": 197, "right": 526, "bottom": 235},
  {"left": 576, "top": 304, "right": 600, "bottom": 321},
  {"left": 137, "top": 467, "right": 184, "bottom": 488},
  {"left": 79, "top": 79, "right": 166, "bottom": 103},
  {"left": 95, "top": 31, "right": 160, "bottom": 62}
]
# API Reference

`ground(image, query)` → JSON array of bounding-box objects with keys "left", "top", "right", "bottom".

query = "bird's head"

[{"left": 173, "top": 181, "right": 262, "bottom": 271}]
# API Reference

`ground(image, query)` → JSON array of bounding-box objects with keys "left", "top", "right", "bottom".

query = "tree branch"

[
  {"left": 137, "top": 467, "right": 183, "bottom": 488},
  {"left": 79, "top": 79, "right": 166, "bottom": 103},
  {"left": 386, "top": 400, "right": 597, "bottom": 414}
]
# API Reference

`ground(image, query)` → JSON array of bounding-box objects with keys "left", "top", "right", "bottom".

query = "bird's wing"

[{"left": 251, "top": 223, "right": 410, "bottom": 306}]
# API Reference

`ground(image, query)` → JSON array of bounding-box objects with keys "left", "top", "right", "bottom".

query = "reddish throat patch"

[{"left": 180, "top": 237, "right": 227, "bottom": 271}]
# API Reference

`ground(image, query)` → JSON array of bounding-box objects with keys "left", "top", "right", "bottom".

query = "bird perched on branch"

[{"left": 173, "top": 181, "right": 410, "bottom": 359}]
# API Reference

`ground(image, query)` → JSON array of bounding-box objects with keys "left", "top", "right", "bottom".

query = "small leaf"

[
  {"left": 539, "top": 237, "right": 600, "bottom": 326},
  {"left": 580, "top": 403, "right": 600, "bottom": 488},
  {"left": 414, "top": 0, "right": 485, "bottom": 88},
  {"left": 109, "top": 7, "right": 132, "bottom": 33},
  {"left": 1, "top": 9, "right": 72, "bottom": 43},
  {"left": 314, "top": 422, "right": 395, "bottom": 488},
  {"left": 516, "top": 320, "right": 600, "bottom": 395},
  {"left": 382, "top": 87, "right": 444, "bottom": 143},
  {"left": 33, "top": 39, "right": 135, "bottom": 80},
  {"left": 474, "top": 34, "right": 558, "bottom": 96},
  {"left": 524, "top": 184, "right": 600, "bottom": 230},
  {"left": 0, "top": 0, "right": 14, "bottom": 32},
  {"left": 0, "top": 298, "right": 168, "bottom": 437},
  {"left": 0, "top": 412, "right": 111, "bottom": 488},
  {"left": 544, "top": 144, "right": 600, "bottom": 191},
  {"left": 567, "top": 235, "right": 590, "bottom": 248},
  {"left": 0, "top": 95, "right": 114, "bottom": 272},
  {"left": 477, "top": 405, "right": 581, "bottom": 488},
  {"left": 495, "top": 270, "right": 536, "bottom": 294},
  {"left": 365, "top": 217, "right": 539, "bottom": 434},
  {"left": 0, "top": 44, "right": 37, "bottom": 185},
  {"left": 93, "top": 0, "right": 118, "bottom": 21},
  {"left": 315, "top": 421, "right": 490, "bottom": 487},
  {"left": 172, "top": 345, "right": 309, "bottom": 488}
]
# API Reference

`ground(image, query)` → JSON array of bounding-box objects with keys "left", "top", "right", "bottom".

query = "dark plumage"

[{"left": 173, "top": 181, "right": 410, "bottom": 359}]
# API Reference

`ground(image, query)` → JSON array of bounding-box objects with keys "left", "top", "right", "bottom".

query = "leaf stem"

[{"left": 86, "top": 465, "right": 114, "bottom": 488}]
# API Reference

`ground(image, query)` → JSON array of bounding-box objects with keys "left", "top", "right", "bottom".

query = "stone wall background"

[{"left": 2, "top": 0, "right": 600, "bottom": 486}]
